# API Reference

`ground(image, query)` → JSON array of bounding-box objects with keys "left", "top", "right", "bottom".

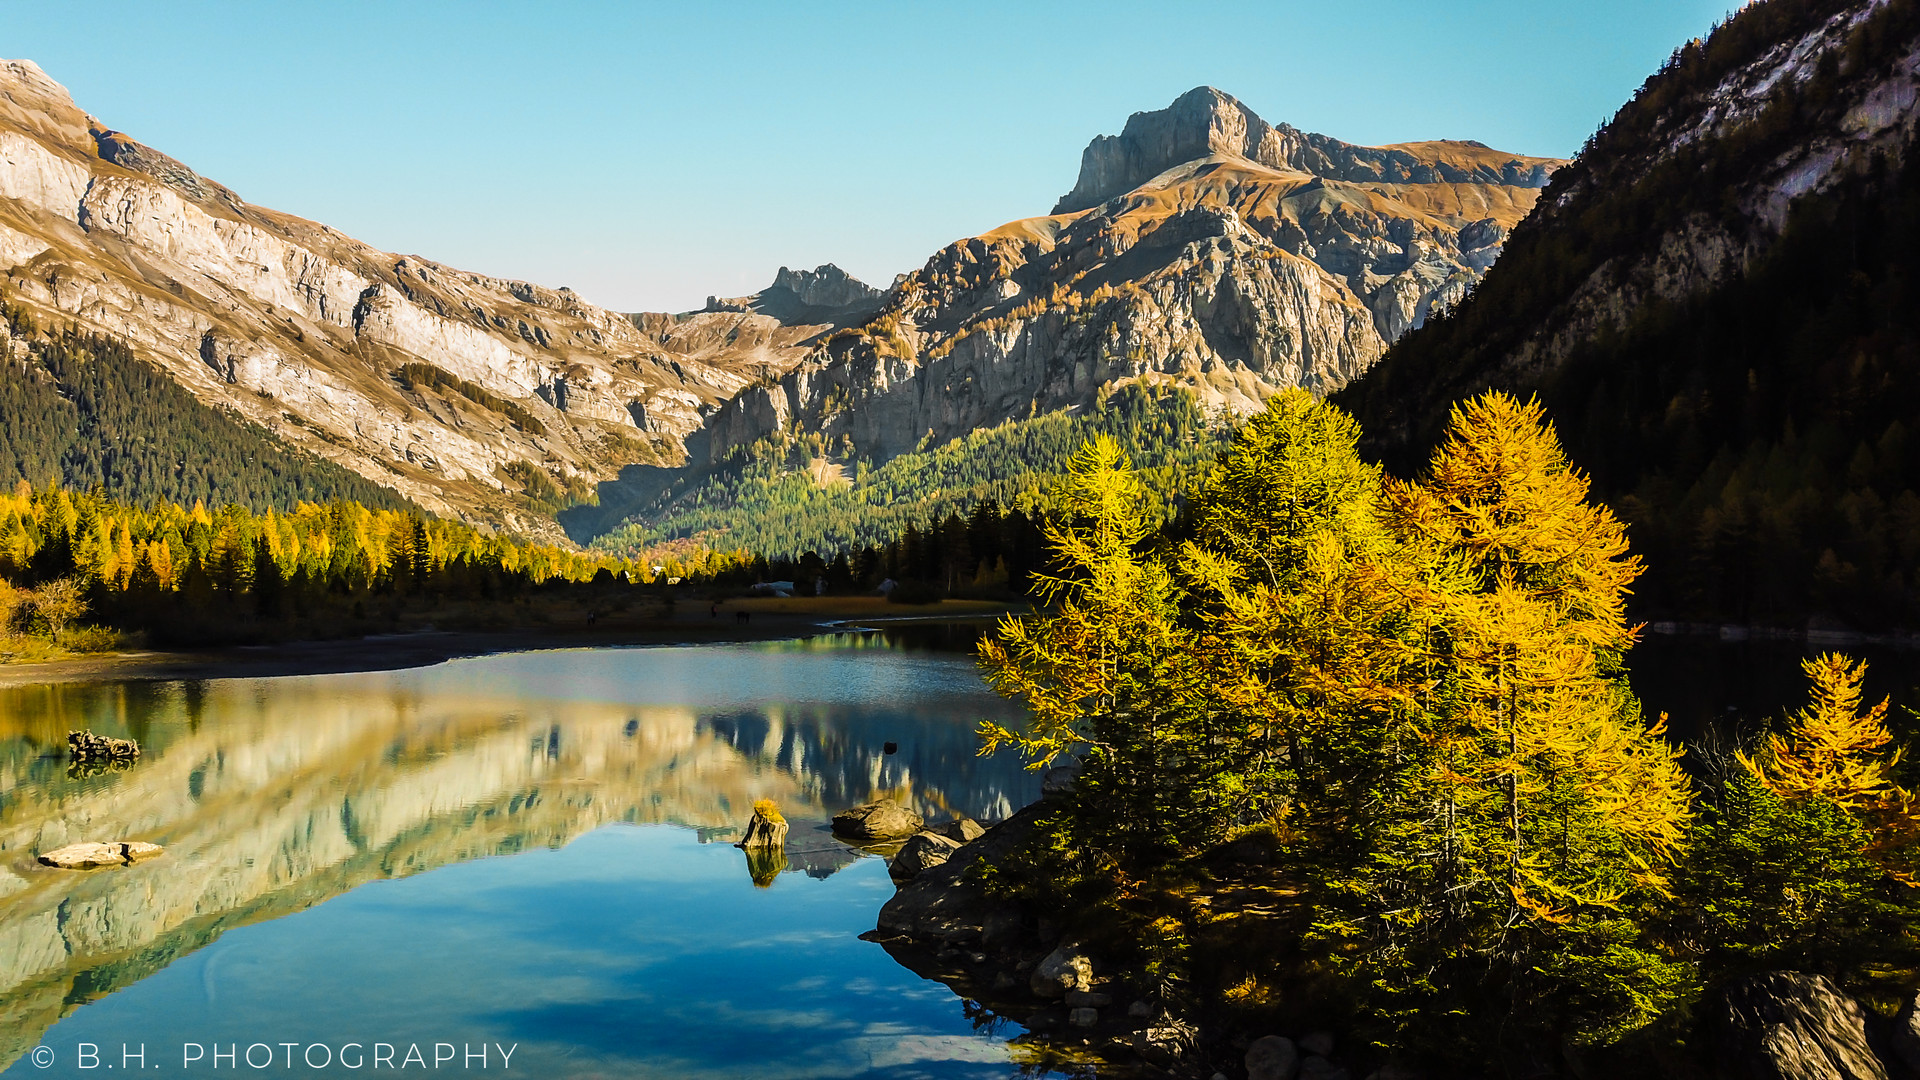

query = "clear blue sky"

[{"left": 5, "top": 1, "right": 1733, "bottom": 313}]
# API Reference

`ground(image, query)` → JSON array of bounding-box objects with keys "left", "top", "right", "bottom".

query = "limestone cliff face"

[
  {"left": 692, "top": 89, "right": 1561, "bottom": 466},
  {"left": 0, "top": 59, "right": 838, "bottom": 538},
  {"left": 1054, "top": 86, "right": 1559, "bottom": 214}
]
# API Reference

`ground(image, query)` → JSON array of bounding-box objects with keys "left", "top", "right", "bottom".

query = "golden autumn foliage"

[
  {"left": 1741, "top": 652, "right": 1920, "bottom": 879},
  {"left": 1743, "top": 653, "right": 1903, "bottom": 810},
  {"left": 1389, "top": 393, "right": 1691, "bottom": 914},
  {"left": 978, "top": 389, "right": 1718, "bottom": 1056}
]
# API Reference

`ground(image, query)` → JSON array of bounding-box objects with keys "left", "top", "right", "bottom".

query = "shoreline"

[{"left": 0, "top": 597, "right": 1023, "bottom": 687}]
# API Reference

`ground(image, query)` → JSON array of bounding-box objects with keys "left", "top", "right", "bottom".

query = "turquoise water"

[{"left": 0, "top": 632, "right": 1040, "bottom": 1078}]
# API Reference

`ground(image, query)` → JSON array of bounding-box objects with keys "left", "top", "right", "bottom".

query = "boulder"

[
  {"left": 832, "top": 799, "right": 924, "bottom": 842},
  {"left": 1301, "top": 1031, "right": 1335, "bottom": 1057},
  {"left": 1069, "top": 1007, "right": 1099, "bottom": 1028},
  {"left": 1713, "top": 971, "right": 1887, "bottom": 1080},
  {"left": 1064, "top": 988, "right": 1112, "bottom": 1008},
  {"left": 934, "top": 817, "right": 985, "bottom": 843},
  {"left": 1030, "top": 942, "right": 1094, "bottom": 998},
  {"left": 39, "top": 841, "right": 163, "bottom": 869},
  {"left": 876, "top": 805, "right": 1038, "bottom": 942},
  {"left": 891, "top": 831, "right": 963, "bottom": 879},
  {"left": 1247, "top": 1035, "right": 1300, "bottom": 1080}
]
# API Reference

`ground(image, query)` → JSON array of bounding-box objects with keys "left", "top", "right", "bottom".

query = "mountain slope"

[
  {"left": 0, "top": 60, "right": 866, "bottom": 537},
  {"left": 587, "top": 88, "right": 1560, "bottom": 555},
  {"left": 0, "top": 310, "right": 412, "bottom": 513},
  {"left": 1333, "top": 0, "right": 1920, "bottom": 627}
]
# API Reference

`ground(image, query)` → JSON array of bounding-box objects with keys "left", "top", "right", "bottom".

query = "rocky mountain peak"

[
  {"left": 769, "top": 263, "right": 882, "bottom": 310},
  {"left": 1054, "top": 86, "right": 1270, "bottom": 213},
  {"left": 1054, "top": 86, "right": 1561, "bottom": 214},
  {"left": 700, "top": 263, "right": 884, "bottom": 326},
  {"left": 0, "top": 58, "right": 95, "bottom": 153}
]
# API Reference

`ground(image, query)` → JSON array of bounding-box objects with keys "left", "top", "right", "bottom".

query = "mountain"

[
  {"left": 0, "top": 59, "right": 866, "bottom": 537},
  {"left": 699, "top": 263, "right": 888, "bottom": 326},
  {"left": 583, "top": 88, "right": 1560, "bottom": 555},
  {"left": 1332, "top": 0, "right": 1920, "bottom": 628},
  {"left": 685, "top": 87, "right": 1560, "bottom": 470}
]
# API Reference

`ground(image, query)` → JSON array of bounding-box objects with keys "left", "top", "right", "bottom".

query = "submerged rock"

[
  {"left": 831, "top": 799, "right": 924, "bottom": 842},
  {"left": 39, "top": 841, "right": 164, "bottom": 869}
]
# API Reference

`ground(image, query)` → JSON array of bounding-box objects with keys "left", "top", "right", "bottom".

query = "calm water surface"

[{"left": 0, "top": 631, "right": 1041, "bottom": 1079}]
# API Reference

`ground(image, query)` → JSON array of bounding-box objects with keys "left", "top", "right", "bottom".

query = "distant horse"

[{"left": 735, "top": 610, "right": 750, "bottom": 624}]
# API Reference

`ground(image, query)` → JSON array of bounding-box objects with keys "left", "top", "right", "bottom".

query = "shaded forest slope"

[{"left": 1334, "top": 0, "right": 1920, "bottom": 629}]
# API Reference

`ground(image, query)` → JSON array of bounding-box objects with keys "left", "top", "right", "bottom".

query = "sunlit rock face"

[
  {"left": 0, "top": 645, "right": 1034, "bottom": 1068},
  {"left": 0, "top": 59, "right": 865, "bottom": 539},
  {"left": 694, "top": 87, "right": 1562, "bottom": 466}
]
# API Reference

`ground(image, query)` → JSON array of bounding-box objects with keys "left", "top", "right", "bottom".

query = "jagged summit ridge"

[
  {"left": 1054, "top": 86, "right": 1560, "bottom": 213},
  {"left": 700, "top": 263, "right": 885, "bottom": 325},
  {"left": 771, "top": 264, "right": 882, "bottom": 309}
]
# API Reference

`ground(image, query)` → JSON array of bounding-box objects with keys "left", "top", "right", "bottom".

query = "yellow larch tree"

[{"left": 1387, "top": 392, "right": 1690, "bottom": 916}]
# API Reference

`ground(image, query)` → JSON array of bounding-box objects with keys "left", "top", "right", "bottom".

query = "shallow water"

[{"left": 0, "top": 631, "right": 1041, "bottom": 1078}]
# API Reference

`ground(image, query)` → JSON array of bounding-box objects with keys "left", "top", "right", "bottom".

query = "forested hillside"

[
  {"left": 1335, "top": 0, "right": 1920, "bottom": 629},
  {"left": 0, "top": 298, "right": 411, "bottom": 513},
  {"left": 591, "top": 384, "right": 1230, "bottom": 561}
]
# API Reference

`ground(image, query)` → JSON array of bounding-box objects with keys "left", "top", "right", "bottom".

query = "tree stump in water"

[{"left": 738, "top": 799, "right": 788, "bottom": 849}]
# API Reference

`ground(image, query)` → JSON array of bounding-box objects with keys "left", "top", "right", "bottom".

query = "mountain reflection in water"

[{"left": 0, "top": 632, "right": 1036, "bottom": 1072}]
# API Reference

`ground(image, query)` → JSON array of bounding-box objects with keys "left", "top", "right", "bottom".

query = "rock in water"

[
  {"left": 39, "top": 841, "right": 164, "bottom": 869},
  {"left": 831, "top": 799, "right": 924, "bottom": 842},
  {"left": 67, "top": 730, "right": 139, "bottom": 762},
  {"left": 738, "top": 799, "right": 788, "bottom": 849},
  {"left": 1029, "top": 942, "right": 1094, "bottom": 998},
  {"left": 1245, "top": 1036, "right": 1300, "bottom": 1080},
  {"left": 1714, "top": 971, "right": 1887, "bottom": 1080},
  {"left": 891, "top": 831, "right": 963, "bottom": 879},
  {"left": 933, "top": 817, "right": 985, "bottom": 843}
]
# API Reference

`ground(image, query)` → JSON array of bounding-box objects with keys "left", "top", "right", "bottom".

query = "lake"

[
  {"left": 4, "top": 623, "right": 1918, "bottom": 1079},
  {"left": 0, "top": 631, "right": 1042, "bottom": 1079}
]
